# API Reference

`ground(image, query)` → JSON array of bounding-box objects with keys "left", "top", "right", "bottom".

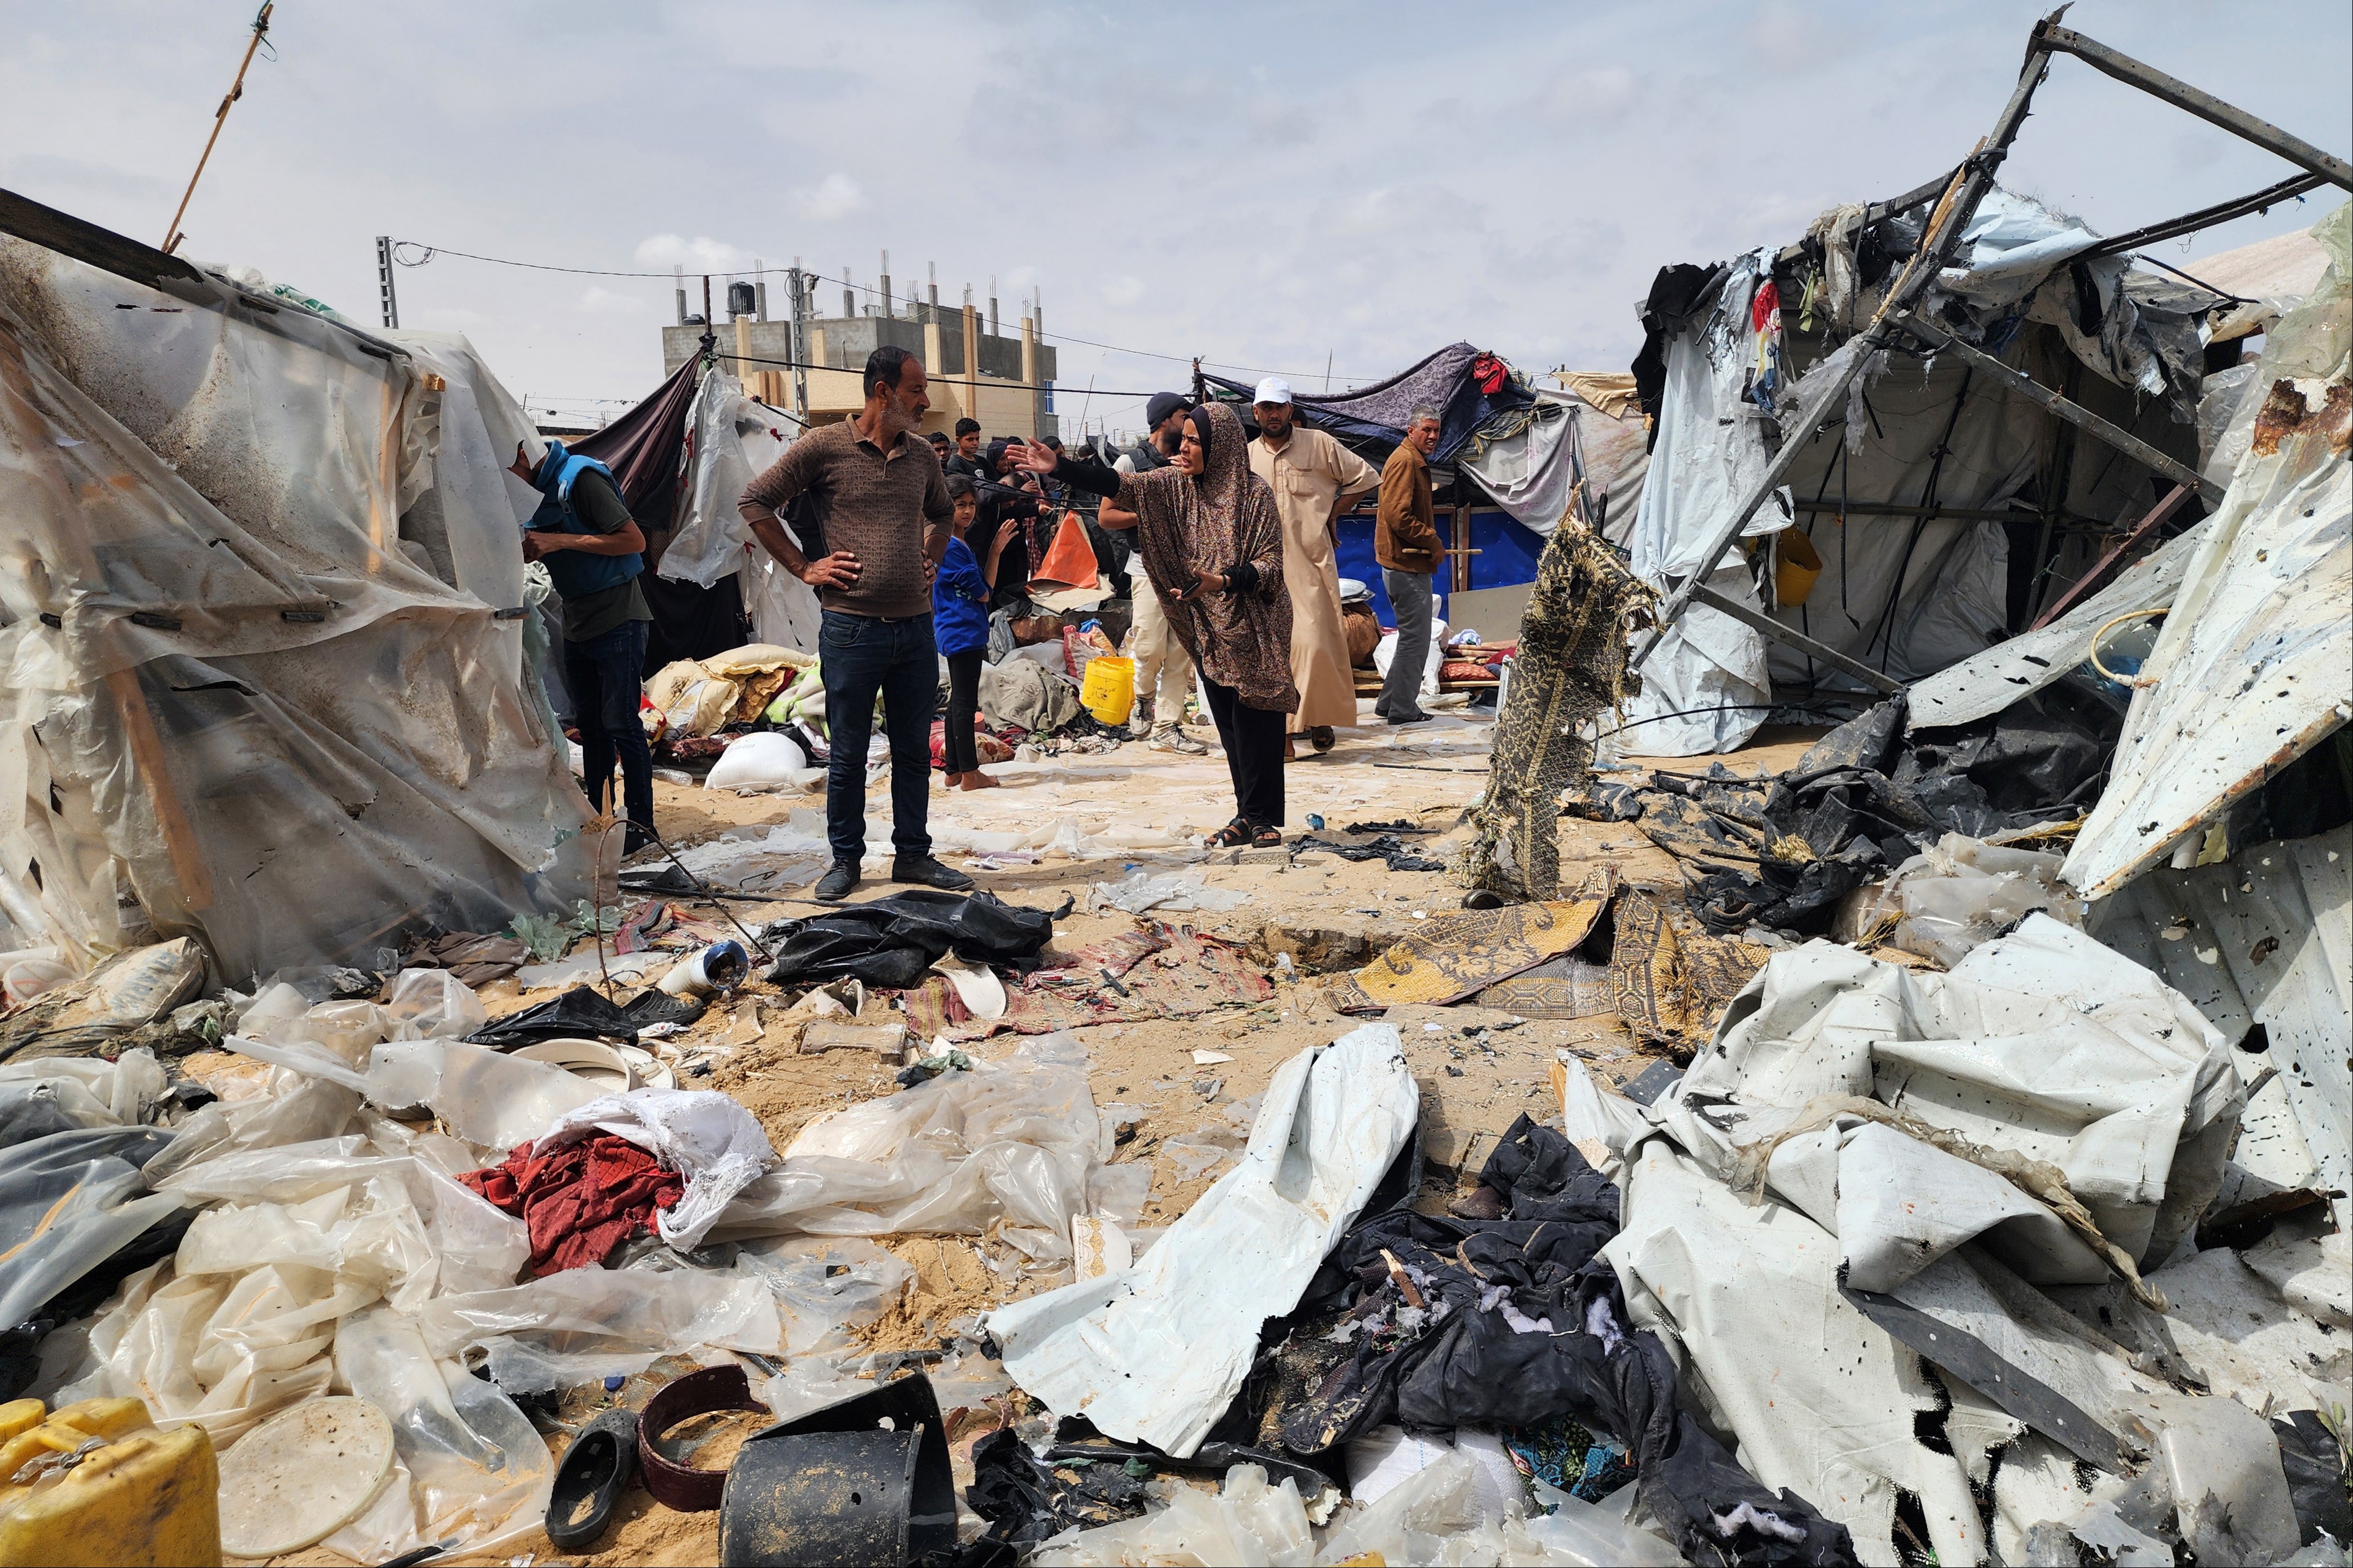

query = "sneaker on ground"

[
  {"left": 1149, "top": 726, "right": 1208, "bottom": 755},
  {"left": 891, "top": 853, "right": 974, "bottom": 890}
]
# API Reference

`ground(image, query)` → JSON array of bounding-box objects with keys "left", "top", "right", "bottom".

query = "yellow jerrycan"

[{"left": 0, "top": 1396, "right": 220, "bottom": 1567}]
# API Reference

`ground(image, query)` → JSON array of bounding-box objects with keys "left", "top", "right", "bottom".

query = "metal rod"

[
  {"left": 2028, "top": 482, "right": 2195, "bottom": 630},
  {"left": 2041, "top": 25, "right": 2352, "bottom": 190},
  {"left": 1691, "top": 585, "right": 1906, "bottom": 696},
  {"left": 1632, "top": 21, "right": 2060, "bottom": 672},
  {"left": 1895, "top": 314, "right": 2225, "bottom": 506},
  {"left": 161, "top": 2, "right": 274, "bottom": 253},
  {"left": 2078, "top": 172, "right": 2329, "bottom": 261}
]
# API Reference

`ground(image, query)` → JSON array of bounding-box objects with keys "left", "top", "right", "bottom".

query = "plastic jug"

[
  {"left": 1079, "top": 655, "right": 1136, "bottom": 726},
  {"left": 0, "top": 1396, "right": 220, "bottom": 1566}
]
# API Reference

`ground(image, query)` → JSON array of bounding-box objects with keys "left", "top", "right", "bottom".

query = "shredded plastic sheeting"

[
  {"left": 2066, "top": 200, "right": 2352, "bottom": 899},
  {"left": 989, "top": 1024, "right": 1418, "bottom": 1457},
  {"left": 711, "top": 1033, "right": 1106, "bottom": 1253},
  {"left": 0, "top": 239, "right": 591, "bottom": 978}
]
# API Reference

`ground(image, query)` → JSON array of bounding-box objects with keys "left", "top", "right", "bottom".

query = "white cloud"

[
  {"left": 577, "top": 286, "right": 645, "bottom": 316},
  {"left": 632, "top": 234, "right": 755, "bottom": 272},
  {"left": 1100, "top": 275, "right": 1145, "bottom": 306},
  {"left": 794, "top": 174, "right": 866, "bottom": 222}
]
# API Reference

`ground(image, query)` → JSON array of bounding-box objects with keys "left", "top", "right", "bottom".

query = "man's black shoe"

[
  {"left": 814, "top": 860, "right": 861, "bottom": 901},
  {"left": 891, "top": 854, "right": 973, "bottom": 890}
]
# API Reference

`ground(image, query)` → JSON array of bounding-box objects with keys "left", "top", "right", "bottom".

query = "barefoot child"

[{"left": 935, "top": 475, "right": 1007, "bottom": 789}]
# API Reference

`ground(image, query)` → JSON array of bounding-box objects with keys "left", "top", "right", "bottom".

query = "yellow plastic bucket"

[
  {"left": 1775, "top": 528, "right": 1824, "bottom": 607},
  {"left": 1079, "top": 655, "right": 1136, "bottom": 726}
]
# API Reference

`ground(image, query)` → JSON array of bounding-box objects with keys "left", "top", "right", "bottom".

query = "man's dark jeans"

[
  {"left": 818, "top": 609, "right": 937, "bottom": 865},
  {"left": 564, "top": 617, "right": 655, "bottom": 850}
]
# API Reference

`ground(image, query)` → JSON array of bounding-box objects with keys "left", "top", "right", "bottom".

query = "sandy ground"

[{"left": 432, "top": 700, "right": 1828, "bottom": 1566}]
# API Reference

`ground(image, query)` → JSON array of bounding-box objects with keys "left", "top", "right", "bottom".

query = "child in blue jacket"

[{"left": 935, "top": 475, "right": 1008, "bottom": 789}]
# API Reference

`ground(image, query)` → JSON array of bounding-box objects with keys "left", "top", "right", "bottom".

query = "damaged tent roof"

[{"left": 0, "top": 189, "right": 592, "bottom": 982}]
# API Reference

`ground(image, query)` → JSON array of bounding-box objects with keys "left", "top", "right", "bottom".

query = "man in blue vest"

[{"left": 511, "top": 439, "right": 655, "bottom": 855}]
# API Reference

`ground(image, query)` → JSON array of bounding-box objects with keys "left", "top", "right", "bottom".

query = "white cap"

[{"left": 1252, "top": 376, "right": 1292, "bottom": 406}]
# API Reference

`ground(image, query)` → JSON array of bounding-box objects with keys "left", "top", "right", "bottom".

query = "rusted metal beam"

[
  {"left": 1689, "top": 584, "right": 1906, "bottom": 696},
  {"left": 2041, "top": 25, "right": 2352, "bottom": 191},
  {"left": 1895, "top": 315, "right": 2225, "bottom": 507},
  {"left": 2029, "top": 483, "right": 2195, "bottom": 630}
]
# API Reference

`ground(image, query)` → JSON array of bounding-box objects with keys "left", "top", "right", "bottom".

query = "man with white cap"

[{"left": 1248, "top": 378, "right": 1379, "bottom": 758}]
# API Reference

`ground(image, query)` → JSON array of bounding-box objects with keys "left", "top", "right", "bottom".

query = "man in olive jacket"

[{"left": 1374, "top": 408, "right": 1442, "bottom": 725}]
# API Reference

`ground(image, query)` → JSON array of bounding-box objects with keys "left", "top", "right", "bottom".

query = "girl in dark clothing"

[{"left": 934, "top": 475, "right": 1009, "bottom": 790}]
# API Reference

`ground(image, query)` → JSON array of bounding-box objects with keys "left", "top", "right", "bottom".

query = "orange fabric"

[{"left": 1028, "top": 511, "right": 1100, "bottom": 589}]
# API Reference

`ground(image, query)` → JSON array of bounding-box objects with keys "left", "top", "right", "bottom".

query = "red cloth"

[{"left": 459, "top": 1132, "right": 684, "bottom": 1276}]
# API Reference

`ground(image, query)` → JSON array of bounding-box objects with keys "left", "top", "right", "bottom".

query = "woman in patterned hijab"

[{"left": 1011, "top": 402, "right": 1295, "bottom": 846}]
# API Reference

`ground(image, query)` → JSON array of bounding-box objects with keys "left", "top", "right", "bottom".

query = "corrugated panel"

[{"left": 2063, "top": 201, "right": 2352, "bottom": 899}]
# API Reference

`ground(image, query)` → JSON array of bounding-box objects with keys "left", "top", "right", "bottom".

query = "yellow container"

[
  {"left": 1079, "top": 654, "right": 1137, "bottom": 726},
  {"left": 1775, "top": 526, "right": 1824, "bottom": 607},
  {"left": 0, "top": 1397, "right": 220, "bottom": 1567}
]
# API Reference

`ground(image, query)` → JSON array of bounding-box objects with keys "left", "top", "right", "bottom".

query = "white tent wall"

[
  {"left": 1455, "top": 384, "right": 1649, "bottom": 542},
  {"left": 664, "top": 369, "right": 821, "bottom": 655},
  {"left": 0, "top": 238, "right": 592, "bottom": 980}
]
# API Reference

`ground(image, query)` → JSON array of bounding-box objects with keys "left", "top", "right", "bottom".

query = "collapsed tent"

[
  {"left": 1619, "top": 186, "right": 2248, "bottom": 755},
  {"left": 0, "top": 197, "right": 593, "bottom": 983}
]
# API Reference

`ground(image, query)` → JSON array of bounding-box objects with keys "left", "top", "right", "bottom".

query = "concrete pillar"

[
  {"left": 962, "top": 302, "right": 981, "bottom": 428},
  {"left": 1020, "top": 312, "right": 1040, "bottom": 439}
]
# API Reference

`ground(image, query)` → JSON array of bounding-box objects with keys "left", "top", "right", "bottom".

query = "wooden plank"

[{"left": 1691, "top": 583, "right": 1906, "bottom": 696}]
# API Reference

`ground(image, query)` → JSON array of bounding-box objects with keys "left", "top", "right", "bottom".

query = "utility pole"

[
  {"left": 162, "top": 2, "right": 274, "bottom": 253},
  {"left": 788, "top": 259, "right": 809, "bottom": 418},
  {"left": 375, "top": 236, "right": 398, "bottom": 329}
]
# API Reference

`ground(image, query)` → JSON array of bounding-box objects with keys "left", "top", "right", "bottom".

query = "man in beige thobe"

[{"left": 1248, "top": 378, "right": 1379, "bottom": 758}]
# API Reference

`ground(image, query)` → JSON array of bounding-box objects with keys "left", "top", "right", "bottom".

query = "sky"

[{"left": 4, "top": 1, "right": 2347, "bottom": 440}]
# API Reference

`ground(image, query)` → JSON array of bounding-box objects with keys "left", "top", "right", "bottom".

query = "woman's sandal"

[{"left": 1205, "top": 819, "right": 1252, "bottom": 849}]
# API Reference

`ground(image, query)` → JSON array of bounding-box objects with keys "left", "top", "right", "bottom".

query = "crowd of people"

[{"left": 521, "top": 344, "right": 1446, "bottom": 900}]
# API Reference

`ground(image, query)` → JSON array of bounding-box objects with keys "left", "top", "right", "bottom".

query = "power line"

[{"left": 388, "top": 238, "right": 1375, "bottom": 384}]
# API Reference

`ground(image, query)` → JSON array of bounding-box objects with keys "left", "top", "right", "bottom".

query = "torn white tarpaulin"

[
  {"left": 1664, "top": 915, "right": 2242, "bottom": 1289},
  {"left": 986, "top": 1023, "right": 1417, "bottom": 1457},
  {"left": 531, "top": 1088, "right": 777, "bottom": 1251},
  {"left": 2088, "top": 823, "right": 2349, "bottom": 1198},
  {"left": 2065, "top": 199, "right": 2352, "bottom": 900}
]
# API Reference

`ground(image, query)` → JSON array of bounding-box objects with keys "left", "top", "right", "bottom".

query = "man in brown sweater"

[
  {"left": 738, "top": 346, "right": 967, "bottom": 900},
  {"left": 1374, "top": 408, "right": 1442, "bottom": 725}
]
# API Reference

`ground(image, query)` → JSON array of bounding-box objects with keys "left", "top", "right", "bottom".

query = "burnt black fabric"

[
  {"left": 1679, "top": 693, "right": 2116, "bottom": 936},
  {"left": 638, "top": 570, "right": 749, "bottom": 676},
  {"left": 1272, "top": 1116, "right": 1855, "bottom": 1567},
  {"left": 467, "top": 985, "right": 641, "bottom": 1047},
  {"left": 2273, "top": 1409, "right": 2353, "bottom": 1547},
  {"left": 1291, "top": 835, "right": 1445, "bottom": 872},
  {"left": 966, "top": 1428, "right": 1152, "bottom": 1547},
  {"left": 572, "top": 351, "right": 704, "bottom": 535},
  {"left": 1634, "top": 263, "right": 1727, "bottom": 443},
  {"left": 762, "top": 889, "right": 1067, "bottom": 991}
]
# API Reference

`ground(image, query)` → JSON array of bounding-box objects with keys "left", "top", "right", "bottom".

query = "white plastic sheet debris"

[
  {"left": 1860, "top": 833, "right": 2085, "bottom": 967},
  {"left": 328, "top": 1306, "right": 554, "bottom": 1563},
  {"left": 731, "top": 1236, "right": 914, "bottom": 1357},
  {"left": 1671, "top": 915, "right": 2242, "bottom": 1287},
  {"left": 711, "top": 1034, "right": 1105, "bottom": 1252},
  {"left": 416, "top": 1263, "right": 779, "bottom": 1366},
  {"left": 530, "top": 1089, "right": 777, "bottom": 1250},
  {"left": 988, "top": 1024, "right": 1417, "bottom": 1457},
  {"left": 1086, "top": 869, "right": 1251, "bottom": 915}
]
